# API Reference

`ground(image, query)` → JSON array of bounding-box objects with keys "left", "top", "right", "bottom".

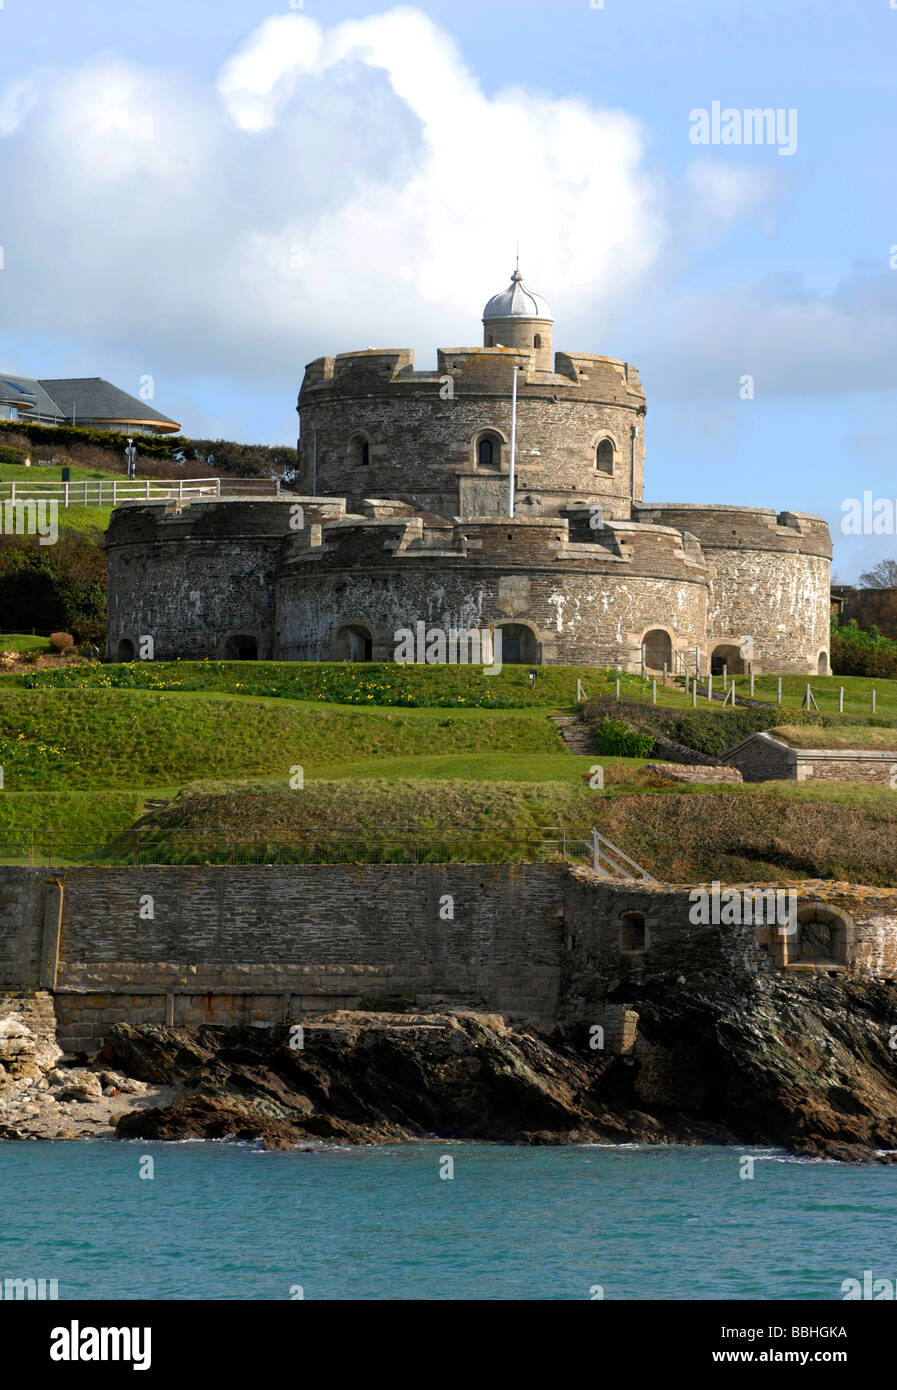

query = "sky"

[{"left": 1, "top": 0, "right": 895, "bottom": 580}]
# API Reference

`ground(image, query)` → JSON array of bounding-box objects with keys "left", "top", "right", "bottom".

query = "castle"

[{"left": 105, "top": 269, "right": 832, "bottom": 674}]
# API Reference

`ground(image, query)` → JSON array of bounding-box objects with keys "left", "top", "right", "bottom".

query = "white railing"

[{"left": 0, "top": 477, "right": 284, "bottom": 507}]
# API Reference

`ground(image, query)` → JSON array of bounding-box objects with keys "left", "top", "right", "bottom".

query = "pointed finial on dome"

[{"left": 483, "top": 265, "right": 552, "bottom": 321}]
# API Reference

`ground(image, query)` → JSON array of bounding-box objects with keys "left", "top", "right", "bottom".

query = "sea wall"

[{"left": 2, "top": 866, "right": 897, "bottom": 1052}]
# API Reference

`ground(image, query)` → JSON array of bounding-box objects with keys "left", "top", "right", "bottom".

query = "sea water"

[{"left": 0, "top": 1140, "right": 894, "bottom": 1300}]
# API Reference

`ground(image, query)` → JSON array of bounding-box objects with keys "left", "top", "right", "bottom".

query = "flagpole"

[{"left": 509, "top": 365, "right": 517, "bottom": 518}]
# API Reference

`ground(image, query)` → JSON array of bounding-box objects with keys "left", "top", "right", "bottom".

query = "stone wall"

[
  {"left": 1, "top": 865, "right": 567, "bottom": 1050},
  {"left": 3, "top": 865, "right": 897, "bottom": 1053},
  {"left": 296, "top": 346, "right": 646, "bottom": 520},
  {"left": 276, "top": 515, "right": 709, "bottom": 668},
  {"left": 636, "top": 504, "right": 832, "bottom": 674},
  {"left": 105, "top": 498, "right": 343, "bottom": 661},
  {"left": 726, "top": 734, "right": 897, "bottom": 784}
]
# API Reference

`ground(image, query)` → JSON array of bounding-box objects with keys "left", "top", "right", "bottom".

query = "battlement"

[
  {"left": 105, "top": 496, "right": 346, "bottom": 549},
  {"left": 636, "top": 502, "right": 832, "bottom": 559}
]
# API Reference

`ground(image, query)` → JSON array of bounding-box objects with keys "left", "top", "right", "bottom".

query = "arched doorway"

[
  {"left": 817, "top": 651, "right": 828, "bottom": 675},
  {"left": 711, "top": 643, "right": 745, "bottom": 676},
  {"left": 336, "top": 624, "right": 373, "bottom": 661},
  {"left": 642, "top": 629, "right": 672, "bottom": 671},
  {"left": 223, "top": 633, "right": 259, "bottom": 660},
  {"left": 495, "top": 623, "right": 540, "bottom": 665},
  {"left": 116, "top": 638, "right": 134, "bottom": 661}
]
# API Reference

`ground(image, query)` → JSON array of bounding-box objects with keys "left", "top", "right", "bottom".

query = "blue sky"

[{"left": 1, "top": 0, "right": 895, "bottom": 579}]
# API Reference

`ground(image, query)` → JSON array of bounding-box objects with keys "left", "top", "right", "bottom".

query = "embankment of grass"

[
  {"left": 593, "top": 787, "right": 897, "bottom": 886},
  {"left": 0, "top": 689, "right": 563, "bottom": 788},
  {"left": 18, "top": 659, "right": 692, "bottom": 709},
  {"left": 769, "top": 724, "right": 897, "bottom": 750}
]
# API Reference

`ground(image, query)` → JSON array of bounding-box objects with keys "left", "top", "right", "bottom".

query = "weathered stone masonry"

[
  {"left": 105, "top": 269, "right": 832, "bottom": 674},
  {"left": 2, "top": 866, "right": 896, "bottom": 1052}
]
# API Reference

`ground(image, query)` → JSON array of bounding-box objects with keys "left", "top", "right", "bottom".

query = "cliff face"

[{"left": 102, "top": 979, "right": 897, "bottom": 1160}]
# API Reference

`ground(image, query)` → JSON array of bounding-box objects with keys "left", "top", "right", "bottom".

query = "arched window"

[
  {"left": 596, "top": 439, "right": 614, "bottom": 473},
  {"left": 348, "top": 433, "right": 371, "bottom": 467},
  {"left": 486, "top": 335, "right": 494, "bottom": 347},
  {"left": 478, "top": 437, "right": 494, "bottom": 465},
  {"left": 533, "top": 333, "right": 541, "bottom": 349}
]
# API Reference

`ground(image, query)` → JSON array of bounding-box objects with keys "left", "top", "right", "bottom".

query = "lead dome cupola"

[{"left": 482, "top": 268, "right": 553, "bottom": 322}]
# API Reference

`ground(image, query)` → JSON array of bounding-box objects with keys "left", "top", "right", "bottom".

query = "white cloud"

[{"left": 0, "top": 5, "right": 664, "bottom": 418}]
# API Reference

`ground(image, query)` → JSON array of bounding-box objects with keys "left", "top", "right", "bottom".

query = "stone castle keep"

[{"left": 105, "top": 268, "right": 832, "bottom": 673}]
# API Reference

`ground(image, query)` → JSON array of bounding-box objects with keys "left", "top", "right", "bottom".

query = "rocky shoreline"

[{"left": 3, "top": 978, "right": 897, "bottom": 1159}]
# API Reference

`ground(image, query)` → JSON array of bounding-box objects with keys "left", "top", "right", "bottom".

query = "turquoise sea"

[{"left": 1, "top": 1141, "right": 895, "bottom": 1301}]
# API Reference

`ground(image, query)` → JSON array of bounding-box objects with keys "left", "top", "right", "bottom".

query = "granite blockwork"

[{"left": 105, "top": 271, "right": 831, "bottom": 674}]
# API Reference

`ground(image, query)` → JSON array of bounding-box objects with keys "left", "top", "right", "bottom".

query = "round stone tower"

[{"left": 482, "top": 266, "right": 553, "bottom": 371}]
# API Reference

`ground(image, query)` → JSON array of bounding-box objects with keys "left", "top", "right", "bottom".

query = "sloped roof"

[
  {"left": 39, "top": 377, "right": 179, "bottom": 429},
  {"left": 0, "top": 374, "right": 64, "bottom": 419}
]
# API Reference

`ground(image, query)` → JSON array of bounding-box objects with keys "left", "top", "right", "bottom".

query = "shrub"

[
  {"left": 0, "top": 443, "right": 27, "bottom": 466},
  {"left": 584, "top": 696, "right": 819, "bottom": 757},
  {"left": 49, "top": 632, "right": 75, "bottom": 654},
  {"left": 831, "top": 619, "right": 897, "bottom": 679},
  {"left": 593, "top": 716, "right": 656, "bottom": 758}
]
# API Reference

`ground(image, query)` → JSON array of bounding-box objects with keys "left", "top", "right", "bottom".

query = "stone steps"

[{"left": 550, "top": 714, "right": 599, "bottom": 756}]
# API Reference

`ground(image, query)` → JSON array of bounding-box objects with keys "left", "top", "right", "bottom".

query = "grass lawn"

[
  {"left": 0, "top": 461, "right": 125, "bottom": 484},
  {"left": 2, "top": 663, "right": 897, "bottom": 877},
  {"left": 0, "top": 688, "right": 564, "bottom": 790},
  {"left": 16, "top": 657, "right": 735, "bottom": 711},
  {"left": 305, "top": 751, "right": 638, "bottom": 782},
  {"left": 0, "top": 633, "right": 52, "bottom": 654}
]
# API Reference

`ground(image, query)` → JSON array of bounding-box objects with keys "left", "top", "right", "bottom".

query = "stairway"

[{"left": 551, "top": 713, "right": 599, "bottom": 756}]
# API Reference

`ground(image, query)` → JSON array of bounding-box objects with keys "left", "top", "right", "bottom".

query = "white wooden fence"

[{"left": 0, "top": 477, "right": 284, "bottom": 507}]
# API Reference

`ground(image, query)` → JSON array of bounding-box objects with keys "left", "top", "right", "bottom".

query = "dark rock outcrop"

[{"left": 102, "top": 983, "right": 897, "bottom": 1160}]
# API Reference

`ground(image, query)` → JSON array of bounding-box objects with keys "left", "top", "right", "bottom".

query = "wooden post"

[
  {"left": 839, "top": 686, "right": 844, "bottom": 713},
  {"left": 145, "top": 480, "right": 150, "bottom": 500},
  {"left": 692, "top": 681, "right": 697, "bottom": 708},
  {"left": 652, "top": 679, "right": 657, "bottom": 705},
  {"left": 722, "top": 662, "right": 728, "bottom": 685},
  {"left": 685, "top": 673, "right": 690, "bottom": 694},
  {"left": 777, "top": 676, "right": 782, "bottom": 705},
  {"left": 749, "top": 671, "right": 755, "bottom": 698},
  {"left": 615, "top": 677, "right": 620, "bottom": 702},
  {"left": 662, "top": 662, "right": 667, "bottom": 687},
  {"left": 872, "top": 689, "right": 877, "bottom": 714},
  {"left": 112, "top": 480, "right": 117, "bottom": 506},
  {"left": 707, "top": 673, "right": 713, "bottom": 702},
  {"left": 64, "top": 481, "right": 69, "bottom": 509}
]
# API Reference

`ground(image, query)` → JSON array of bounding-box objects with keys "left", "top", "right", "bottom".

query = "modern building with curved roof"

[{"left": 0, "top": 375, "right": 179, "bottom": 436}]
